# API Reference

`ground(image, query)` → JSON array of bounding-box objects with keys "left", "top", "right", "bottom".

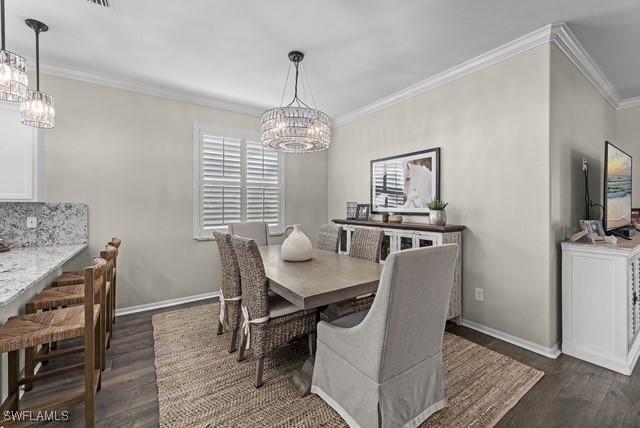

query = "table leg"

[{"left": 289, "top": 311, "right": 321, "bottom": 397}]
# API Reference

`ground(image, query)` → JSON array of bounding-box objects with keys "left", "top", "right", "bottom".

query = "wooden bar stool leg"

[
  {"left": 8, "top": 350, "right": 20, "bottom": 411},
  {"left": 24, "top": 346, "right": 35, "bottom": 391}
]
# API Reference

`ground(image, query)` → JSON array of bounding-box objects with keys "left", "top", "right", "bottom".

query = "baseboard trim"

[
  {"left": 115, "top": 292, "right": 219, "bottom": 317},
  {"left": 461, "top": 318, "right": 561, "bottom": 359}
]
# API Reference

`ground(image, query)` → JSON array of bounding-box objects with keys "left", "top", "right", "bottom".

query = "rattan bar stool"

[
  {"left": 0, "top": 258, "right": 107, "bottom": 428},
  {"left": 23, "top": 244, "right": 118, "bottom": 391}
]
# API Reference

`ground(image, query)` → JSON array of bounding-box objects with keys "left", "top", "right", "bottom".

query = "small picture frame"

[
  {"left": 356, "top": 204, "right": 370, "bottom": 221},
  {"left": 580, "top": 220, "right": 606, "bottom": 244},
  {"left": 346, "top": 202, "right": 358, "bottom": 220}
]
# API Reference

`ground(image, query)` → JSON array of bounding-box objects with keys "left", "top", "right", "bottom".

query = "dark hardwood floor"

[{"left": 17, "top": 299, "right": 640, "bottom": 427}]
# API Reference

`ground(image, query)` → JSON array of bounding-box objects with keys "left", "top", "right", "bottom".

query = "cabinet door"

[
  {"left": 380, "top": 231, "right": 394, "bottom": 262},
  {"left": 0, "top": 104, "right": 41, "bottom": 201},
  {"left": 397, "top": 233, "right": 415, "bottom": 252},
  {"left": 340, "top": 227, "right": 354, "bottom": 255},
  {"left": 414, "top": 233, "right": 439, "bottom": 248}
]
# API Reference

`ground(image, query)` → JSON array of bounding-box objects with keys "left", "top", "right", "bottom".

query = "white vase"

[{"left": 281, "top": 224, "right": 313, "bottom": 261}]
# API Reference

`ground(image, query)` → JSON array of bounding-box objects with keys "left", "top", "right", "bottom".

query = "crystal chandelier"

[
  {"left": 261, "top": 51, "right": 331, "bottom": 153},
  {"left": 21, "top": 19, "right": 55, "bottom": 129},
  {"left": 0, "top": 0, "right": 28, "bottom": 102}
]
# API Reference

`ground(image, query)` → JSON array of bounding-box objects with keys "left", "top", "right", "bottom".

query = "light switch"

[{"left": 26, "top": 216, "right": 37, "bottom": 229}]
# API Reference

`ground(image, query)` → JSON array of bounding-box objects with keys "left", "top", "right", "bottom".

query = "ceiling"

[{"left": 3, "top": 0, "right": 640, "bottom": 118}]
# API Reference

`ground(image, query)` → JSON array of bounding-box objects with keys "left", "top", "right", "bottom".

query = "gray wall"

[
  {"left": 42, "top": 74, "right": 328, "bottom": 309},
  {"left": 328, "top": 45, "right": 555, "bottom": 348},
  {"left": 615, "top": 106, "right": 640, "bottom": 209},
  {"left": 548, "top": 44, "right": 617, "bottom": 345}
]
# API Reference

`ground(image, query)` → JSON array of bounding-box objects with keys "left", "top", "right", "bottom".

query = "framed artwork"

[
  {"left": 370, "top": 148, "right": 440, "bottom": 215},
  {"left": 580, "top": 220, "right": 606, "bottom": 244},
  {"left": 356, "top": 204, "right": 370, "bottom": 221}
]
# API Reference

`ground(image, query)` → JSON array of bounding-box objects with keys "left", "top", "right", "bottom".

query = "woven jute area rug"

[{"left": 152, "top": 303, "right": 543, "bottom": 427}]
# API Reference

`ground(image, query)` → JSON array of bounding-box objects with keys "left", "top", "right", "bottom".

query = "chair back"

[
  {"left": 317, "top": 223, "right": 342, "bottom": 253},
  {"left": 362, "top": 244, "right": 458, "bottom": 382},
  {"left": 230, "top": 236, "right": 269, "bottom": 320},
  {"left": 84, "top": 257, "right": 108, "bottom": 326},
  {"left": 349, "top": 227, "right": 383, "bottom": 262},
  {"left": 100, "top": 244, "right": 118, "bottom": 282},
  {"left": 213, "top": 232, "right": 242, "bottom": 299},
  {"left": 229, "top": 222, "right": 268, "bottom": 246}
]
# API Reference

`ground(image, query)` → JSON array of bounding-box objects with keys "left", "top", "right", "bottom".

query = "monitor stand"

[{"left": 610, "top": 226, "right": 637, "bottom": 240}]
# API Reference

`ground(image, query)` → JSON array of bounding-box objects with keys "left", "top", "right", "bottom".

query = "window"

[{"left": 193, "top": 126, "right": 285, "bottom": 239}]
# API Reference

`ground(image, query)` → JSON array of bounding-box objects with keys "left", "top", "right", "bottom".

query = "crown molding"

[
  {"left": 333, "top": 24, "right": 559, "bottom": 127},
  {"left": 549, "top": 23, "right": 621, "bottom": 107},
  {"left": 35, "top": 58, "right": 267, "bottom": 117},
  {"left": 617, "top": 96, "right": 640, "bottom": 110},
  {"left": 333, "top": 23, "right": 633, "bottom": 127}
]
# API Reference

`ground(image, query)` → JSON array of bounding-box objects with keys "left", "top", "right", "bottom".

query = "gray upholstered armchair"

[{"left": 311, "top": 244, "right": 459, "bottom": 428}]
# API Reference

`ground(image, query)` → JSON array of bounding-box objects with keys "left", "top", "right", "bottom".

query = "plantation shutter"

[
  {"left": 199, "top": 133, "right": 242, "bottom": 231},
  {"left": 195, "top": 127, "right": 285, "bottom": 239},
  {"left": 246, "top": 141, "right": 281, "bottom": 229}
]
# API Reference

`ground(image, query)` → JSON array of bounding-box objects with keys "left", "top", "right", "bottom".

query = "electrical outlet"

[
  {"left": 475, "top": 287, "right": 484, "bottom": 302},
  {"left": 26, "top": 216, "right": 37, "bottom": 229},
  {"left": 582, "top": 159, "right": 589, "bottom": 172}
]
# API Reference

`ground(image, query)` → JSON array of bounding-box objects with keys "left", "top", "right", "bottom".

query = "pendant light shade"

[
  {"left": 260, "top": 51, "right": 331, "bottom": 153},
  {"left": 0, "top": 0, "right": 28, "bottom": 102},
  {"left": 21, "top": 18, "right": 54, "bottom": 129}
]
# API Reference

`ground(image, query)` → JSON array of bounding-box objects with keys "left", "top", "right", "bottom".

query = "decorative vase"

[
  {"left": 429, "top": 210, "right": 447, "bottom": 226},
  {"left": 281, "top": 224, "right": 313, "bottom": 261}
]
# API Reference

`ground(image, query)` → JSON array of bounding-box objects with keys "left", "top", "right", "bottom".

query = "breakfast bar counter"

[{"left": 0, "top": 244, "right": 87, "bottom": 310}]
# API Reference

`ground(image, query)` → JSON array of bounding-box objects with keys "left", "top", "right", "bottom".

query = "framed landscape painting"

[{"left": 370, "top": 148, "right": 440, "bottom": 215}]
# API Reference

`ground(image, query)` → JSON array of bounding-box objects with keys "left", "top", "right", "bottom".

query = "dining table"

[{"left": 258, "top": 245, "right": 384, "bottom": 396}]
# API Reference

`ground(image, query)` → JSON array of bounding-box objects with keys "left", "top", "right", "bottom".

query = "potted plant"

[{"left": 427, "top": 198, "right": 448, "bottom": 226}]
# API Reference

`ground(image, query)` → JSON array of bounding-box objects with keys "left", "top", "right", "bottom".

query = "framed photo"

[
  {"left": 356, "top": 204, "right": 370, "bottom": 221},
  {"left": 370, "top": 148, "right": 440, "bottom": 215},
  {"left": 580, "top": 220, "right": 606, "bottom": 244},
  {"left": 346, "top": 202, "right": 358, "bottom": 220}
]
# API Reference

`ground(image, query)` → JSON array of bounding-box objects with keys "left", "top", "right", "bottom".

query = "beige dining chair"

[
  {"left": 229, "top": 222, "right": 269, "bottom": 246},
  {"left": 231, "top": 236, "right": 318, "bottom": 388},
  {"left": 317, "top": 223, "right": 343, "bottom": 253},
  {"left": 312, "top": 244, "right": 458, "bottom": 428},
  {"left": 213, "top": 231, "right": 243, "bottom": 353}
]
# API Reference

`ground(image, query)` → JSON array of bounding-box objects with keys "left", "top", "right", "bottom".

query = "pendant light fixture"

[
  {"left": 21, "top": 18, "right": 55, "bottom": 129},
  {"left": 0, "top": 0, "right": 28, "bottom": 102},
  {"left": 260, "top": 51, "right": 330, "bottom": 153}
]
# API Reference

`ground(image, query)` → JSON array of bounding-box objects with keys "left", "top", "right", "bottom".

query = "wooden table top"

[{"left": 259, "top": 245, "right": 384, "bottom": 310}]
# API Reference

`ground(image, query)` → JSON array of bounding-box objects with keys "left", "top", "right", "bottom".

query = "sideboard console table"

[
  {"left": 332, "top": 219, "right": 465, "bottom": 323},
  {"left": 561, "top": 235, "right": 640, "bottom": 375}
]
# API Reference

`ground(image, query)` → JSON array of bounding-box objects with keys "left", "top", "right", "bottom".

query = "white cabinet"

[
  {"left": 334, "top": 220, "right": 464, "bottom": 323},
  {"left": 0, "top": 104, "right": 43, "bottom": 201},
  {"left": 561, "top": 238, "right": 640, "bottom": 375}
]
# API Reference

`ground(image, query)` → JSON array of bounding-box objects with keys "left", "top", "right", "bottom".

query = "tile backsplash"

[{"left": 0, "top": 202, "right": 88, "bottom": 247}]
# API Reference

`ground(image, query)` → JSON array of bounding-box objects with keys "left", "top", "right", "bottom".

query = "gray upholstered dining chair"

[
  {"left": 317, "top": 223, "right": 343, "bottom": 253},
  {"left": 311, "top": 244, "right": 459, "bottom": 428},
  {"left": 213, "top": 231, "right": 243, "bottom": 353},
  {"left": 231, "top": 236, "right": 317, "bottom": 388},
  {"left": 229, "top": 222, "right": 269, "bottom": 246}
]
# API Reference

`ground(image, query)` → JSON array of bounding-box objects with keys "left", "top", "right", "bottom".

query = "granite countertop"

[{"left": 0, "top": 244, "right": 87, "bottom": 308}]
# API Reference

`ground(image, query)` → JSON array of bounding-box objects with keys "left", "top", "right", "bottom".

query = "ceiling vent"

[{"left": 86, "top": 0, "right": 112, "bottom": 8}]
